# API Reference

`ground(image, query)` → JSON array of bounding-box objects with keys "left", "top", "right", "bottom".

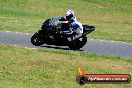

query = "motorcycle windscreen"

[{"left": 49, "top": 16, "right": 63, "bottom": 26}]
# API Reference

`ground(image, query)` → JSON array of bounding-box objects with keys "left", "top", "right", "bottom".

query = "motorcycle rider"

[{"left": 59, "top": 10, "right": 83, "bottom": 41}]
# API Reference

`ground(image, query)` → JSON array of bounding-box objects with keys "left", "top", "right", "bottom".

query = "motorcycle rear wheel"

[{"left": 68, "top": 36, "right": 87, "bottom": 50}]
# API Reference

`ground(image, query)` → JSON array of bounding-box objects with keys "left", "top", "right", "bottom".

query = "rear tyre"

[
  {"left": 31, "top": 32, "right": 45, "bottom": 46},
  {"left": 68, "top": 36, "right": 87, "bottom": 50},
  {"left": 78, "top": 36, "right": 87, "bottom": 48}
]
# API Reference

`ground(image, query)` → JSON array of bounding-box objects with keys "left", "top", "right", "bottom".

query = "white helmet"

[
  {"left": 66, "top": 10, "right": 74, "bottom": 21},
  {"left": 66, "top": 10, "right": 74, "bottom": 16}
]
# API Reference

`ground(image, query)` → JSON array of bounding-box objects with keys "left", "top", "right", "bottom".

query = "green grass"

[
  {"left": 0, "top": 0, "right": 132, "bottom": 42},
  {"left": 0, "top": 45, "right": 132, "bottom": 88}
]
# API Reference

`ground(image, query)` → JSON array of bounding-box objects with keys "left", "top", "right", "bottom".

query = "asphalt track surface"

[{"left": 0, "top": 31, "right": 132, "bottom": 58}]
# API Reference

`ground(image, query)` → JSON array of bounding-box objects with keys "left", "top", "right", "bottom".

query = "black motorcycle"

[{"left": 31, "top": 17, "right": 95, "bottom": 50}]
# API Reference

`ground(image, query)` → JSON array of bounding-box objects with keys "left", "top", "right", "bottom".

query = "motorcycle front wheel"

[{"left": 31, "top": 32, "right": 45, "bottom": 46}]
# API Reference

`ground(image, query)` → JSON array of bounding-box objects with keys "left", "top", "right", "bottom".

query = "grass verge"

[
  {"left": 0, "top": 45, "right": 132, "bottom": 88},
  {"left": 0, "top": 0, "right": 132, "bottom": 42}
]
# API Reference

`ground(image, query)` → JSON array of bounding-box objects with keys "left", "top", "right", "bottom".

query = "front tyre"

[
  {"left": 68, "top": 36, "right": 87, "bottom": 50},
  {"left": 31, "top": 32, "right": 45, "bottom": 46}
]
